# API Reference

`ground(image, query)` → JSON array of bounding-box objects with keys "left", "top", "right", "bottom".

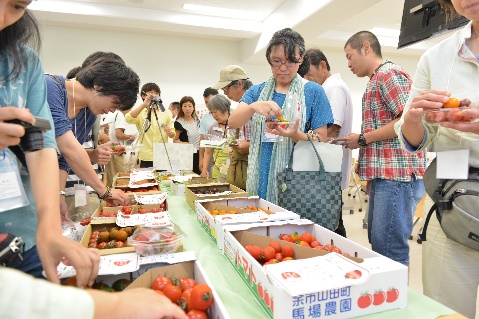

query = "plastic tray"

[{"left": 423, "top": 107, "right": 473, "bottom": 124}]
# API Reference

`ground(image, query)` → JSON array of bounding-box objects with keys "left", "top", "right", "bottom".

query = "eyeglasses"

[
  {"left": 222, "top": 81, "right": 237, "bottom": 91},
  {"left": 270, "top": 60, "right": 298, "bottom": 68}
]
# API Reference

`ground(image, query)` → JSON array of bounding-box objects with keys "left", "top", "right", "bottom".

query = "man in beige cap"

[
  {"left": 212, "top": 65, "right": 253, "bottom": 104},
  {"left": 210, "top": 65, "right": 253, "bottom": 190}
]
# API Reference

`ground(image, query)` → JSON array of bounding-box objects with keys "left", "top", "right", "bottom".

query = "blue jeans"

[
  {"left": 368, "top": 177, "right": 424, "bottom": 265},
  {"left": 7, "top": 245, "right": 44, "bottom": 279}
]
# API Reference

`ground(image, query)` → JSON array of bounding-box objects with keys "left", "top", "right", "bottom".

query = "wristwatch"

[
  {"left": 60, "top": 191, "right": 66, "bottom": 196},
  {"left": 358, "top": 133, "right": 368, "bottom": 147}
]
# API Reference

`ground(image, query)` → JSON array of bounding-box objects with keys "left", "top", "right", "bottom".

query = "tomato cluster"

[
  {"left": 244, "top": 241, "right": 295, "bottom": 266},
  {"left": 278, "top": 232, "right": 347, "bottom": 256},
  {"left": 357, "top": 288, "right": 399, "bottom": 309},
  {"left": 79, "top": 216, "right": 91, "bottom": 226},
  {"left": 111, "top": 144, "right": 126, "bottom": 154},
  {"left": 88, "top": 226, "right": 133, "bottom": 249},
  {"left": 152, "top": 276, "right": 213, "bottom": 319},
  {"left": 424, "top": 97, "right": 474, "bottom": 124},
  {"left": 124, "top": 186, "right": 159, "bottom": 193},
  {"left": 192, "top": 187, "right": 220, "bottom": 195}
]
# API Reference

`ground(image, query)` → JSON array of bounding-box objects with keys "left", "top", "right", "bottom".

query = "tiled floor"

[{"left": 341, "top": 187, "right": 424, "bottom": 293}]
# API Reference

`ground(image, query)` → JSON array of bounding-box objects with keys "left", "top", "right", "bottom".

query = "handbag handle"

[{"left": 286, "top": 135, "right": 326, "bottom": 181}]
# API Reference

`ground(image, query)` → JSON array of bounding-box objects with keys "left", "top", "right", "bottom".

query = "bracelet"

[
  {"left": 97, "top": 186, "right": 111, "bottom": 200},
  {"left": 60, "top": 191, "right": 66, "bottom": 196}
]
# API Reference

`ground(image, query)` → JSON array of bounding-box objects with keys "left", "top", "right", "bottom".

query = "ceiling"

[{"left": 29, "top": 0, "right": 459, "bottom": 64}]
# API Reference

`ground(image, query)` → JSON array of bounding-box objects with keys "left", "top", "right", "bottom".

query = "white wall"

[{"left": 38, "top": 24, "right": 421, "bottom": 143}]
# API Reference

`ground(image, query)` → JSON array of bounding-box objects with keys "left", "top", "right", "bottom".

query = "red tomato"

[
  {"left": 279, "top": 234, "right": 290, "bottom": 242},
  {"left": 181, "top": 278, "right": 197, "bottom": 291},
  {"left": 249, "top": 245, "right": 262, "bottom": 261},
  {"left": 152, "top": 276, "right": 171, "bottom": 291},
  {"left": 275, "top": 253, "right": 283, "bottom": 262},
  {"left": 138, "top": 207, "right": 148, "bottom": 214},
  {"left": 386, "top": 288, "right": 399, "bottom": 303},
  {"left": 269, "top": 241, "right": 281, "bottom": 253},
  {"left": 323, "top": 244, "right": 333, "bottom": 251},
  {"left": 289, "top": 232, "right": 300, "bottom": 242},
  {"left": 281, "top": 245, "right": 294, "bottom": 258},
  {"left": 446, "top": 108, "right": 464, "bottom": 122},
  {"left": 432, "top": 111, "right": 447, "bottom": 123},
  {"left": 298, "top": 241, "right": 310, "bottom": 247},
  {"left": 373, "top": 291, "right": 386, "bottom": 306},
  {"left": 309, "top": 240, "right": 322, "bottom": 248},
  {"left": 299, "top": 232, "right": 313, "bottom": 244},
  {"left": 178, "top": 288, "right": 193, "bottom": 312},
  {"left": 187, "top": 310, "right": 208, "bottom": 319},
  {"left": 190, "top": 284, "right": 214, "bottom": 311},
  {"left": 163, "top": 283, "right": 183, "bottom": 303},
  {"left": 261, "top": 246, "right": 276, "bottom": 261},
  {"left": 331, "top": 246, "right": 342, "bottom": 254},
  {"left": 121, "top": 206, "right": 132, "bottom": 214},
  {"left": 357, "top": 293, "right": 373, "bottom": 309},
  {"left": 263, "top": 259, "right": 279, "bottom": 266}
]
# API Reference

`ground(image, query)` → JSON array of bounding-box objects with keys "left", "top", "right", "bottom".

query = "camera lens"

[{"left": 20, "top": 127, "right": 44, "bottom": 152}]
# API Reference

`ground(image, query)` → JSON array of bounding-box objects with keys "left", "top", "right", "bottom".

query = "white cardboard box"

[
  {"left": 127, "top": 259, "right": 231, "bottom": 319},
  {"left": 195, "top": 196, "right": 300, "bottom": 250},
  {"left": 171, "top": 182, "right": 186, "bottom": 196},
  {"left": 222, "top": 221, "right": 408, "bottom": 319}
]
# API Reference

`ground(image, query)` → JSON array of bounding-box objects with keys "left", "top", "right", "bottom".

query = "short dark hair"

[
  {"left": 344, "top": 31, "right": 382, "bottom": 58},
  {"left": 306, "top": 48, "right": 330, "bottom": 71},
  {"left": 178, "top": 96, "right": 197, "bottom": 120},
  {"left": 297, "top": 54, "right": 310, "bottom": 78},
  {"left": 81, "top": 51, "right": 125, "bottom": 68},
  {"left": 66, "top": 66, "right": 82, "bottom": 79},
  {"left": 169, "top": 101, "right": 180, "bottom": 110},
  {"left": 203, "top": 87, "right": 219, "bottom": 98},
  {"left": 141, "top": 83, "right": 161, "bottom": 96},
  {"left": 266, "top": 28, "right": 306, "bottom": 66},
  {"left": 0, "top": 10, "right": 41, "bottom": 80},
  {"left": 75, "top": 58, "right": 140, "bottom": 111}
]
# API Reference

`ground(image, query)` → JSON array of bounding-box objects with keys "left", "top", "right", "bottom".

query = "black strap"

[{"left": 420, "top": 203, "right": 438, "bottom": 242}]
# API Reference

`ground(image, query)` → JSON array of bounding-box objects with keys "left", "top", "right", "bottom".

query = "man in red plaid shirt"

[{"left": 338, "top": 31, "right": 426, "bottom": 266}]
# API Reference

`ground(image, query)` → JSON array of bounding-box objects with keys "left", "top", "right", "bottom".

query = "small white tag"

[
  {"left": 0, "top": 172, "right": 22, "bottom": 200},
  {"left": 262, "top": 129, "right": 283, "bottom": 143},
  {"left": 437, "top": 149, "right": 469, "bottom": 179},
  {"left": 74, "top": 184, "right": 87, "bottom": 207},
  {"left": 226, "top": 158, "right": 231, "bottom": 166}
]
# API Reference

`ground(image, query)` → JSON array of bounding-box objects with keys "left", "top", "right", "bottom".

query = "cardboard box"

[
  {"left": 185, "top": 183, "right": 249, "bottom": 210},
  {"left": 80, "top": 221, "right": 136, "bottom": 256},
  {"left": 126, "top": 260, "right": 231, "bottom": 319},
  {"left": 223, "top": 222, "right": 408, "bottom": 319},
  {"left": 92, "top": 201, "right": 168, "bottom": 220},
  {"left": 195, "top": 197, "right": 300, "bottom": 250},
  {"left": 171, "top": 182, "right": 186, "bottom": 196}
]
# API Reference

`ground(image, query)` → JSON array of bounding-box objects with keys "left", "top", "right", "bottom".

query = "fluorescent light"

[{"left": 183, "top": 3, "right": 263, "bottom": 21}]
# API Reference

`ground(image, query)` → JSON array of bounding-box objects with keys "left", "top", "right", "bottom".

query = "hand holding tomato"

[
  {"left": 88, "top": 287, "right": 187, "bottom": 319},
  {"left": 107, "top": 188, "right": 130, "bottom": 205},
  {"left": 440, "top": 108, "right": 479, "bottom": 134}
]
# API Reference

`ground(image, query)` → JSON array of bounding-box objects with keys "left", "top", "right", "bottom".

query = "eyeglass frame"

[
  {"left": 222, "top": 80, "right": 239, "bottom": 91},
  {"left": 269, "top": 59, "right": 300, "bottom": 68}
]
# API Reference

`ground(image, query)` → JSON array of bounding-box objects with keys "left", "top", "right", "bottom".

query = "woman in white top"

[
  {"left": 395, "top": 1, "right": 479, "bottom": 317},
  {"left": 174, "top": 96, "right": 201, "bottom": 174}
]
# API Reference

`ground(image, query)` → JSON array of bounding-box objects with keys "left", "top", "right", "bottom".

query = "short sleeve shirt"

[{"left": 241, "top": 81, "right": 334, "bottom": 199}]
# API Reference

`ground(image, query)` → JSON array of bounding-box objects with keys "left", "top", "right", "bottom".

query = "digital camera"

[
  {"left": 150, "top": 96, "right": 166, "bottom": 112},
  {"left": 7, "top": 116, "right": 52, "bottom": 152}
]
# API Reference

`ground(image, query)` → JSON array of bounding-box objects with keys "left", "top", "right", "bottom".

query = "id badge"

[
  {"left": 0, "top": 151, "right": 29, "bottom": 213},
  {"left": 74, "top": 184, "right": 87, "bottom": 207},
  {"left": 262, "top": 129, "right": 283, "bottom": 143},
  {"left": 436, "top": 149, "right": 469, "bottom": 179}
]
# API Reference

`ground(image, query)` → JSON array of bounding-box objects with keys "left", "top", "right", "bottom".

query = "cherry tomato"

[
  {"left": 190, "top": 284, "right": 214, "bottom": 311},
  {"left": 187, "top": 310, "right": 208, "bottom": 319},
  {"left": 163, "top": 283, "right": 183, "bottom": 303},
  {"left": 181, "top": 278, "right": 197, "bottom": 291},
  {"left": 443, "top": 97, "right": 460, "bottom": 108},
  {"left": 152, "top": 276, "right": 171, "bottom": 291}
]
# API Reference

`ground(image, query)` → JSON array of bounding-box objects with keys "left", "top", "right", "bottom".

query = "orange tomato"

[
  {"left": 281, "top": 245, "right": 294, "bottom": 258},
  {"left": 443, "top": 97, "right": 460, "bottom": 108},
  {"left": 269, "top": 241, "right": 281, "bottom": 253}
]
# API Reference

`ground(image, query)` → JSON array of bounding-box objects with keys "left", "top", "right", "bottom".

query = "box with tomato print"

[
  {"left": 185, "top": 183, "right": 249, "bottom": 210},
  {"left": 91, "top": 200, "right": 168, "bottom": 220},
  {"left": 126, "top": 260, "right": 230, "bottom": 319},
  {"left": 195, "top": 197, "right": 300, "bottom": 250},
  {"left": 222, "top": 221, "right": 408, "bottom": 319}
]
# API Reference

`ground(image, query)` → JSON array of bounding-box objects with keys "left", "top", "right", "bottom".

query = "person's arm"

[
  {"left": 26, "top": 148, "right": 100, "bottom": 287},
  {"left": 57, "top": 131, "right": 129, "bottom": 204},
  {"left": 127, "top": 97, "right": 150, "bottom": 119},
  {"left": 229, "top": 101, "right": 282, "bottom": 129},
  {"left": 338, "top": 119, "right": 400, "bottom": 150},
  {"left": 201, "top": 148, "right": 213, "bottom": 178},
  {"left": 173, "top": 121, "right": 187, "bottom": 144},
  {"left": 115, "top": 128, "right": 134, "bottom": 141},
  {"left": 327, "top": 124, "right": 341, "bottom": 138}
]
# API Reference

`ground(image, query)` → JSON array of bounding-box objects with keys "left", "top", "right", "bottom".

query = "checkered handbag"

[{"left": 277, "top": 137, "right": 342, "bottom": 230}]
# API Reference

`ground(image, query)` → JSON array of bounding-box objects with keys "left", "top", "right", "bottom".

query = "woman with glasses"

[
  {"left": 228, "top": 28, "right": 334, "bottom": 202},
  {"left": 201, "top": 95, "right": 245, "bottom": 180},
  {"left": 174, "top": 96, "right": 201, "bottom": 174}
]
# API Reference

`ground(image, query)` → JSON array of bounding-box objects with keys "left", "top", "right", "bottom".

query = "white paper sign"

[
  {"left": 139, "top": 251, "right": 196, "bottom": 265},
  {"left": 0, "top": 172, "right": 22, "bottom": 200},
  {"left": 437, "top": 149, "right": 469, "bottom": 179},
  {"left": 153, "top": 143, "right": 194, "bottom": 171},
  {"left": 292, "top": 141, "right": 343, "bottom": 172},
  {"left": 116, "top": 211, "right": 172, "bottom": 227}
]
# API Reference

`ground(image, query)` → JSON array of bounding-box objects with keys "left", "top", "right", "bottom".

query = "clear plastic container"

[
  {"left": 265, "top": 121, "right": 293, "bottom": 130},
  {"left": 127, "top": 224, "right": 183, "bottom": 256},
  {"left": 423, "top": 107, "right": 474, "bottom": 124}
]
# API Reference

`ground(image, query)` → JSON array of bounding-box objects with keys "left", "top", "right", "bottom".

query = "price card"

[
  {"left": 116, "top": 211, "right": 172, "bottom": 227},
  {"left": 0, "top": 172, "right": 22, "bottom": 200},
  {"left": 139, "top": 251, "right": 196, "bottom": 265}
]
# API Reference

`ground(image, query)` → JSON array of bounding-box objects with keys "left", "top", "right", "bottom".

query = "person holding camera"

[
  {"left": 125, "top": 83, "right": 175, "bottom": 168},
  {"left": 0, "top": 1, "right": 100, "bottom": 285}
]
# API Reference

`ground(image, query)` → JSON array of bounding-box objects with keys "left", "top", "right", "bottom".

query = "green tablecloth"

[{"left": 165, "top": 190, "right": 458, "bottom": 319}]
